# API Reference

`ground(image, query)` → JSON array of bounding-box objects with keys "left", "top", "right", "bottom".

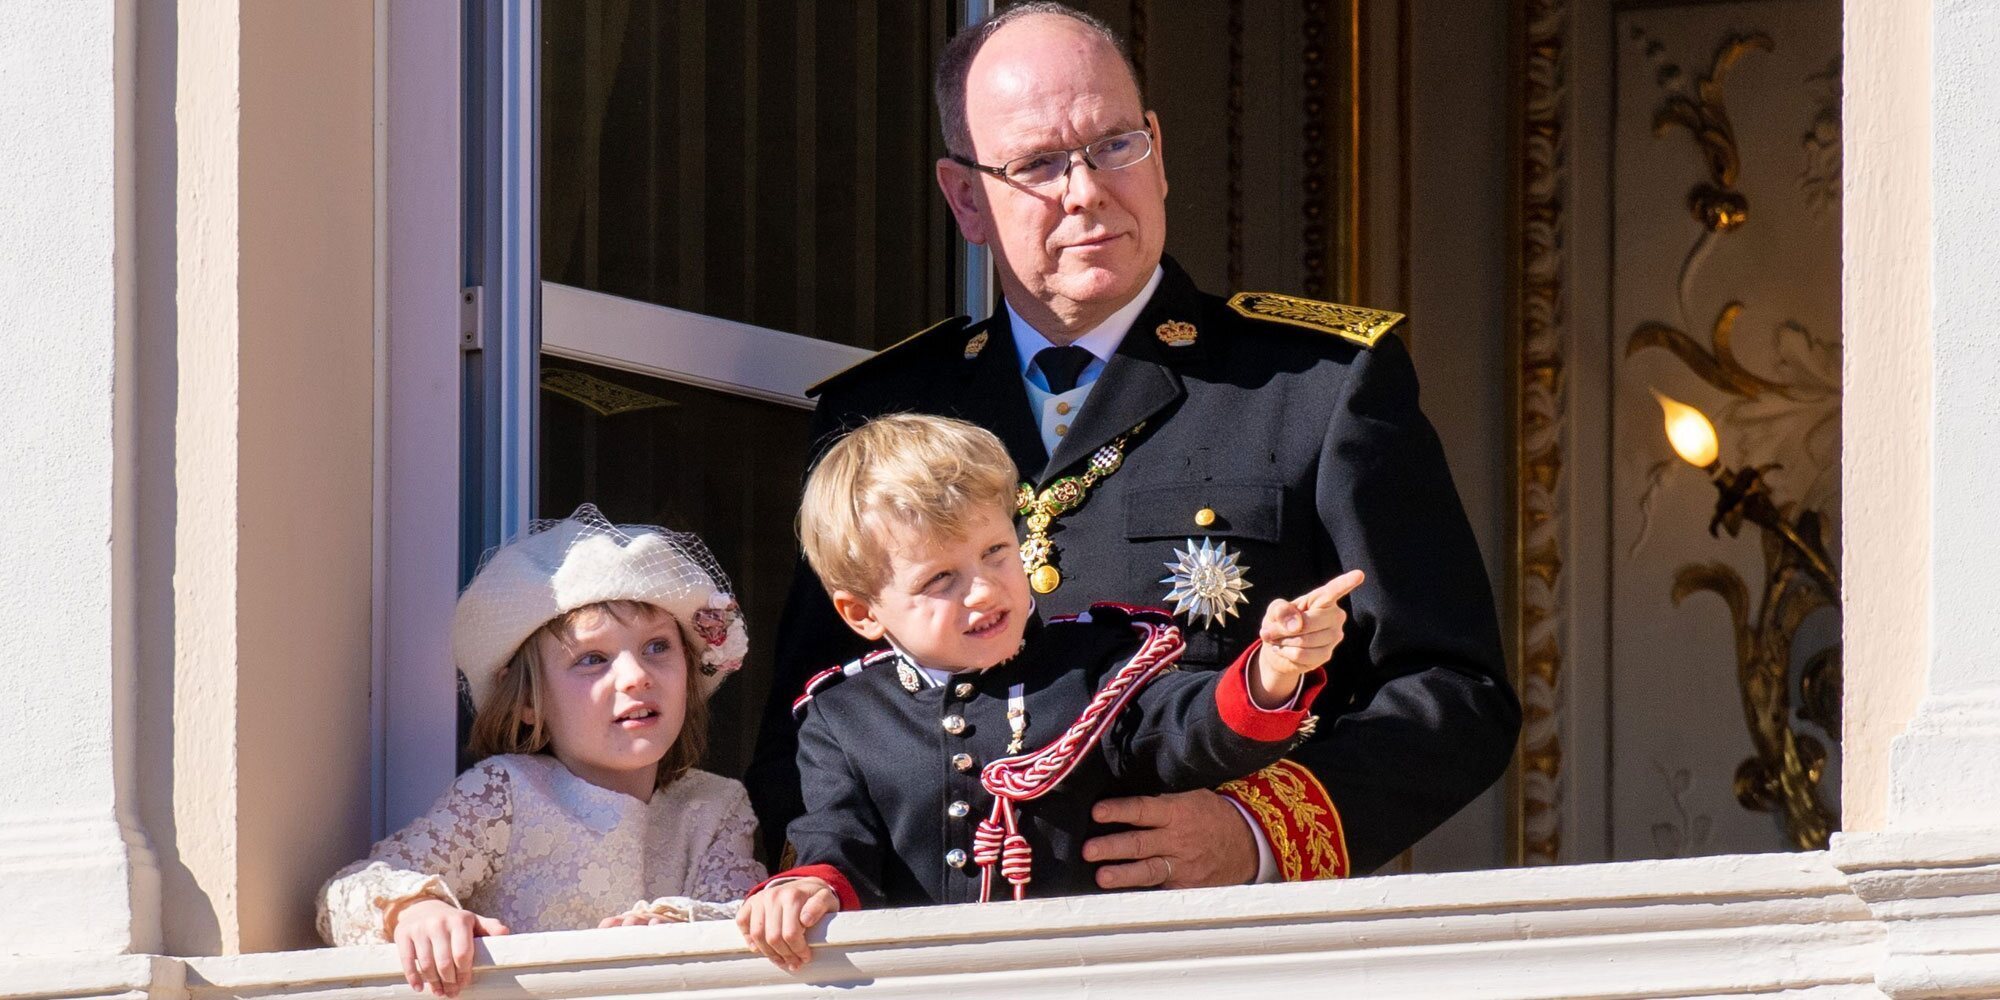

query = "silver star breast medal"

[{"left": 1160, "top": 537, "right": 1253, "bottom": 628}]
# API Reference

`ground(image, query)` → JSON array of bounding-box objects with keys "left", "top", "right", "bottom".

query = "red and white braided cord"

[{"left": 972, "top": 620, "right": 1184, "bottom": 901}]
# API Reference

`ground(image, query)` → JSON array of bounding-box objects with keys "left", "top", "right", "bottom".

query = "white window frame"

[
  {"left": 541, "top": 283, "right": 866, "bottom": 409},
  {"left": 376, "top": 0, "right": 470, "bottom": 833}
]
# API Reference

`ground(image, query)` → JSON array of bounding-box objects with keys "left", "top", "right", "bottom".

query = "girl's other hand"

[
  {"left": 387, "top": 897, "right": 511, "bottom": 997},
  {"left": 735, "top": 877, "right": 840, "bottom": 972}
]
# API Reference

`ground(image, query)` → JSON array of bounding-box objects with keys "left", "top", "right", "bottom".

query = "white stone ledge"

[{"left": 4, "top": 853, "right": 1894, "bottom": 1000}]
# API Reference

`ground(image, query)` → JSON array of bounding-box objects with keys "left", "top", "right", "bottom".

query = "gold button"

[
  {"left": 1056, "top": 401, "right": 1072, "bottom": 415},
  {"left": 953, "top": 682, "right": 975, "bottom": 699},
  {"left": 952, "top": 753, "right": 975, "bottom": 772},
  {"left": 942, "top": 714, "right": 967, "bottom": 735},
  {"left": 1195, "top": 507, "right": 1217, "bottom": 527},
  {"left": 1055, "top": 423, "right": 1069, "bottom": 436}
]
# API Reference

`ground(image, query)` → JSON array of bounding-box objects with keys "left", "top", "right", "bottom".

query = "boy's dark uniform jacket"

[
  {"left": 759, "top": 606, "right": 1324, "bottom": 909},
  {"left": 748, "top": 255, "right": 1521, "bottom": 877}
]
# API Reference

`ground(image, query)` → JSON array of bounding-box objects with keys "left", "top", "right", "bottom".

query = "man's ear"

[
  {"left": 935, "top": 159, "right": 992, "bottom": 246},
  {"left": 831, "top": 590, "right": 888, "bottom": 641}
]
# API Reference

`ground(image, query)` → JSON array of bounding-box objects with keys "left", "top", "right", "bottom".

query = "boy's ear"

[{"left": 830, "top": 590, "right": 887, "bottom": 641}]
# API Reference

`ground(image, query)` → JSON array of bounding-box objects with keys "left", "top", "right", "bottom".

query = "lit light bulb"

[{"left": 1653, "top": 390, "right": 1720, "bottom": 469}]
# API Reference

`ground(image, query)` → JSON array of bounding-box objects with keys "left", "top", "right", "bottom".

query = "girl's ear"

[
  {"left": 518, "top": 703, "right": 537, "bottom": 727},
  {"left": 830, "top": 589, "right": 887, "bottom": 641}
]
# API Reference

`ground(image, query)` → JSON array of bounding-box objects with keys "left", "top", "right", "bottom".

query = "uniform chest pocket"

[{"left": 1123, "top": 483, "right": 1284, "bottom": 543}]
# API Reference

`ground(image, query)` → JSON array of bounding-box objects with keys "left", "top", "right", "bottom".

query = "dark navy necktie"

[{"left": 1033, "top": 345, "right": 1094, "bottom": 395}]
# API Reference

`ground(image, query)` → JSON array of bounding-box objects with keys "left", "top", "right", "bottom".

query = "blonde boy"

[{"left": 738, "top": 414, "right": 1356, "bottom": 970}]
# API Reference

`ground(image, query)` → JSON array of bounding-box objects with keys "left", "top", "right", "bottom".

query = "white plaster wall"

[
  {"left": 0, "top": 0, "right": 159, "bottom": 957},
  {"left": 1885, "top": 0, "right": 2000, "bottom": 833},
  {"left": 1840, "top": 0, "right": 1932, "bottom": 832}
]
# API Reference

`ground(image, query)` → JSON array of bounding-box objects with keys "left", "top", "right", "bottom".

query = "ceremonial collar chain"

[{"left": 1016, "top": 422, "right": 1146, "bottom": 595}]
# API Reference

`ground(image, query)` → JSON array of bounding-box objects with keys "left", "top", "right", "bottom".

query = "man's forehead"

[{"left": 964, "top": 18, "right": 1142, "bottom": 150}]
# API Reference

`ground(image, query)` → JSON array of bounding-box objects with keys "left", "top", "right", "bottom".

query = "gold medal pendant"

[{"left": 1016, "top": 423, "right": 1145, "bottom": 596}]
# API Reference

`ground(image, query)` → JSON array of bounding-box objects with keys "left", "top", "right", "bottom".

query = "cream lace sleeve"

[
  {"left": 633, "top": 779, "right": 767, "bottom": 923},
  {"left": 316, "top": 758, "right": 516, "bottom": 946}
]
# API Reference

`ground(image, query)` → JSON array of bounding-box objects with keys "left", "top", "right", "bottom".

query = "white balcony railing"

[{"left": 4, "top": 851, "right": 1909, "bottom": 1000}]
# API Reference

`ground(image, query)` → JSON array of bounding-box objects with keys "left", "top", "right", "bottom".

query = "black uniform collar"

[
  {"left": 955, "top": 311, "right": 1051, "bottom": 481},
  {"left": 1036, "top": 255, "right": 1210, "bottom": 483},
  {"left": 885, "top": 607, "right": 1051, "bottom": 691}
]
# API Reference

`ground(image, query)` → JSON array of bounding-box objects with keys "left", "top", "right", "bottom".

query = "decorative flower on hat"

[{"left": 1160, "top": 537, "right": 1254, "bottom": 629}]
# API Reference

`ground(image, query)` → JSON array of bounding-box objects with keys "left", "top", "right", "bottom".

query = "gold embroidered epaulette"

[
  {"left": 1227, "top": 292, "right": 1405, "bottom": 348},
  {"left": 806, "top": 315, "right": 972, "bottom": 398}
]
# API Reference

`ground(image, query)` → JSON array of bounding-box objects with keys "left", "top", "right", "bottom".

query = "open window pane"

[
  {"left": 537, "top": 356, "right": 810, "bottom": 778},
  {"left": 542, "top": 0, "right": 958, "bottom": 350}
]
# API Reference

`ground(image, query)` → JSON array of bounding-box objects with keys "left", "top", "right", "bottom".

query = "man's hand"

[
  {"left": 736, "top": 877, "right": 841, "bottom": 972},
  {"left": 1252, "top": 569, "right": 1365, "bottom": 706},
  {"left": 386, "top": 897, "right": 510, "bottom": 998},
  {"left": 1085, "top": 789, "right": 1259, "bottom": 889}
]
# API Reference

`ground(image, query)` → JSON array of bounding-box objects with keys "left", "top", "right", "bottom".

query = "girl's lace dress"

[{"left": 318, "top": 754, "right": 767, "bottom": 945}]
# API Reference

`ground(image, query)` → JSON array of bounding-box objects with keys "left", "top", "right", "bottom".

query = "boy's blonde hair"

[
  {"left": 467, "top": 599, "right": 710, "bottom": 790},
  {"left": 799, "top": 413, "right": 1020, "bottom": 597}
]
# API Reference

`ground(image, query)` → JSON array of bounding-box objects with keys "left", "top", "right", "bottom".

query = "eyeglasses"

[{"left": 949, "top": 127, "right": 1155, "bottom": 189}]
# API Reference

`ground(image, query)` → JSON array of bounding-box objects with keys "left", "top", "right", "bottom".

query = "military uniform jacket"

[
  {"left": 761, "top": 606, "right": 1322, "bottom": 909},
  {"left": 750, "top": 256, "right": 1520, "bottom": 876}
]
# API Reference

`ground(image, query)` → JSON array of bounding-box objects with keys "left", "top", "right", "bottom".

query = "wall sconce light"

[{"left": 1652, "top": 390, "right": 1840, "bottom": 850}]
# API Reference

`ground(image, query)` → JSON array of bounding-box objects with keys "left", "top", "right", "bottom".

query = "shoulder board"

[
  {"left": 806, "top": 315, "right": 973, "bottom": 398},
  {"left": 791, "top": 649, "right": 899, "bottom": 720},
  {"left": 1226, "top": 292, "right": 1405, "bottom": 348}
]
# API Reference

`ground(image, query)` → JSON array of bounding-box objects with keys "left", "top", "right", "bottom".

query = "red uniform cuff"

[
  {"left": 1215, "top": 640, "right": 1328, "bottom": 741},
  {"left": 1217, "top": 759, "right": 1351, "bottom": 880},
  {"left": 749, "top": 864, "right": 862, "bottom": 913}
]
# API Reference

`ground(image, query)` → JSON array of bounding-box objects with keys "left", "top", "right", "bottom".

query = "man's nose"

[{"left": 1060, "top": 153, "right": 1108, "bottom": 212}]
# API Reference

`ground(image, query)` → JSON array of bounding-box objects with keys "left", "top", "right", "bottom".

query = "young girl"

[{"left": 318, "top": 505, "right": 766, "bottom": 996}]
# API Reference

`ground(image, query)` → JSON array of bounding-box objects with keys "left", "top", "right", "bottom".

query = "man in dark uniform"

[{"left": 748, "top": 1, "right": 1517, "bottom": 884}]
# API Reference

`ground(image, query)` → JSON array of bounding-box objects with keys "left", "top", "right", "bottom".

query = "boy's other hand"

[
  {"left": 387, "top": 896, "right": 510, "bottom": 998},
  {"left": 737, "top": 877, "right": 840, "bottom": 973},
  {"left": 1252, "top": 569, "right": 1364, "bottom": 704}
]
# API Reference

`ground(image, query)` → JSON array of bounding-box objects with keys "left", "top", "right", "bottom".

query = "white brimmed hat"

[{"left": 452, "top": 504, "right": 749, "bottom": 710}]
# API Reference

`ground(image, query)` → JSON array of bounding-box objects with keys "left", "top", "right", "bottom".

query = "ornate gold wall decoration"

[
  {"left": 1227, "top": 0, "right": 1246, "bottom": 289},
  {"left": 1625, "top": 29, "right": 1841, "bottom": 853},
  {"left": 1647, "top": 32, "right": 1773, "bottom": 233},
  {"left": 1301, "top": 0, "right": 1360, "bottom": 301},
  {"left": 1509, "top": 0, "right": 1571, "bottom": 868},
  {"left": 540, "top": 368, "right": 674, "bottom": 418}
]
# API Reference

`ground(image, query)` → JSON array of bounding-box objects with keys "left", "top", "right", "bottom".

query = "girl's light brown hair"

[{"left": 467, "top": 599, "right": 709, "bottom": 789}]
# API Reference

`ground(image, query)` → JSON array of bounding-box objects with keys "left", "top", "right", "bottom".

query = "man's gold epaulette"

[
  {"left": 806, "top": 315, "right": 972, "bottom": 398},
  {"left": 1227, "top": 292, "right": 1405, "bottom": 348}
]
